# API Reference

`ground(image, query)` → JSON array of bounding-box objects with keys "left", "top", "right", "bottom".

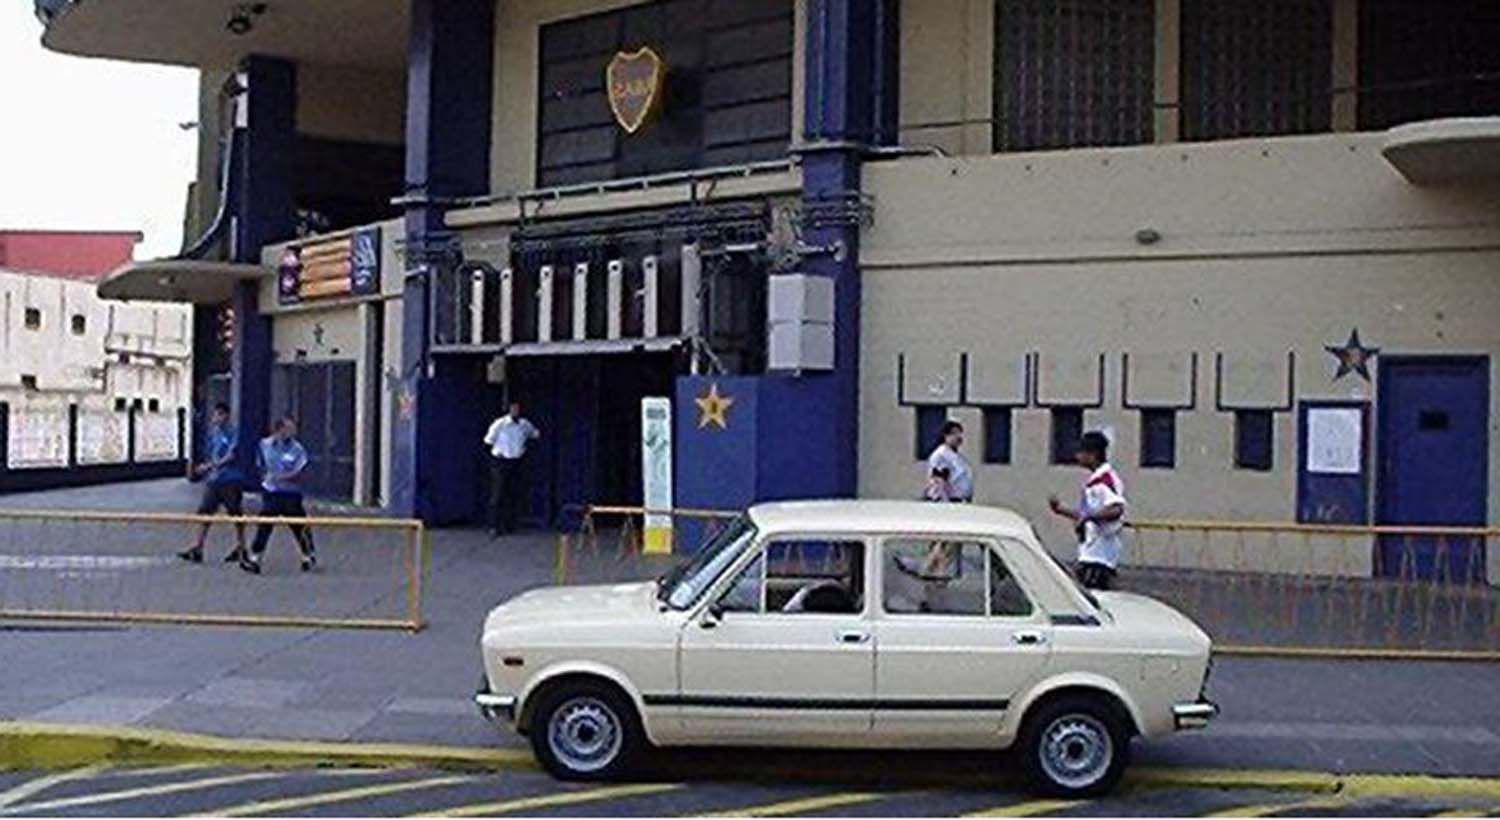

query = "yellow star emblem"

[{"left": 694, "top": 382, "right": 734, "bottom": 430}]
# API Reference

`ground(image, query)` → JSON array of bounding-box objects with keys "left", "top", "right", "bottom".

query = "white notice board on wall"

[{"left": 1305, "top": 407, "right": 1363, "bottom": 474}]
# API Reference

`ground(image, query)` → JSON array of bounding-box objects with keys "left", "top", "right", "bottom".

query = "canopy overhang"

[
  {"left": 98, "top": 259, "right": 268, "bottom": 304},
  {"left": 1381, "top": 117, "right": 1500, "bottom": 186}
]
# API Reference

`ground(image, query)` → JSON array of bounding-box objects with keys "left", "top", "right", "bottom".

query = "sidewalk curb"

[
  {"left": 2, "top": 722, "right": 1499, "bottom": 801},
  {"left": 0, "top": 722, "right": 534, "bottom": 773}
]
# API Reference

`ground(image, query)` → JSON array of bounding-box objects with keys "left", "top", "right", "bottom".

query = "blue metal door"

[{"left": 1377, "top": 356, "right": 1490, "bottom": 581}]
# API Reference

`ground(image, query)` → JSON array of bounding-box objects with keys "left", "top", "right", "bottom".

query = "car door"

[
  {"left": 871, "top": 536, "right": 1051, "bottom": 746},
  {"left": 676, "top": 536, "right": 875, "bottom": 744}
]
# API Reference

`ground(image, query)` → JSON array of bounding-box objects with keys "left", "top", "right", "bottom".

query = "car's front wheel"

[
  {"left": 528, "top": 679, "right": 644, "bottom": 781},
  {"left": 1017, "top": 694, "right": 1130, "bottom": 798}
]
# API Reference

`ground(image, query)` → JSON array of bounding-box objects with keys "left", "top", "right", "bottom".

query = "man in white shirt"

[
  {"left": 1048, "top": 430, "right": 1127, "bottom": 590},
  {"left": 483, "top": 401, "right": 540, "bottom": 537},
  {"left": 925, "top": 420, "right": 974, "bottom": 502}
]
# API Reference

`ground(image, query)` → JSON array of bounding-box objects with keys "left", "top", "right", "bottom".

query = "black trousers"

[
  {"left": 251, "top": 492, "right": 315, "bottom": 556},
  {"left": 1076, "top": 560, "right": 1117, "bottom": 591},
  {"left": 488, "top": 457, "right": 525, "bottom": 533}
]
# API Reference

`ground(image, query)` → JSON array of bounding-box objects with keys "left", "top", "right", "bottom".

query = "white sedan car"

[{"left": 476, "top": 500, "right": 1216, "bottom": 796}]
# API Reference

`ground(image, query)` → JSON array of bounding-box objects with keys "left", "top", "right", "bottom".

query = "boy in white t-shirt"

[
  {"left": 1048, "top": 431, "right": 1127, "bottom": 590},
  {"left": 925, "top": 420, "right": 974, "bottom": 502}
]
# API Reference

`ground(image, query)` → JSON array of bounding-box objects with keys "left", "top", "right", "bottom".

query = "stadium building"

[{"left": 37, "top": 0, "right": 1500, "bottom": 576}]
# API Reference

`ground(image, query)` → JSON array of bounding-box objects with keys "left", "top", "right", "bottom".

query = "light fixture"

[{"left": 226, "top": 3, "right": 267, "bottom": 36}]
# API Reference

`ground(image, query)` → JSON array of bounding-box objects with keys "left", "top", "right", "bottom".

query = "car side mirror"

[{"left": 702, "top": 602, "right": 724, "bottom": 628}]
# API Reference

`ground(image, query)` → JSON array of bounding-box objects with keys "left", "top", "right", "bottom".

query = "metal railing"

[
  {"left": 556, "top": 504, "right": 1500, "bottom": 661},
  {"left": 0, "top": 508, "right": 427, "bottom": 631}
]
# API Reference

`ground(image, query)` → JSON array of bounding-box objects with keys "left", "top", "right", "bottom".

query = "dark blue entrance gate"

[{"left": 1377, "top": 355, "right": 1491, "bottom": 581}]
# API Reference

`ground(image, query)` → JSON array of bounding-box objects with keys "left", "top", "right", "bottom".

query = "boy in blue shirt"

[
  {"left": 239, "top": 415, "right": 317, "bottom": 574},
  {"left": 179, "top": 402, "right": 248, "bottom": 563}
]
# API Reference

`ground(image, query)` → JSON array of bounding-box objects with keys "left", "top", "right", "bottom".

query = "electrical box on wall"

[{"left": 767, "top": 274, "right": 834, "bottom": 371}]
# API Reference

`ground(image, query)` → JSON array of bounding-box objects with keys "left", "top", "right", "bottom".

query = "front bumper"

[
  {"left": 475, "top": 688, "right": 517, "bottom": 726},
  {"left": 1172, "top": 699, "right": 1219, "bottom": 730}
]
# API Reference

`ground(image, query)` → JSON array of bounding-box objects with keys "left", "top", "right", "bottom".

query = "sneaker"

[
  {"left": 177, "top": 547, "right": 203, "bottom": 564},
  {"left": 238, "top": 553, "right": 262, "bottom": 575},
  {"left": 300, "top": 552, "right": 317, "bottom": 573},
  {"left": 223, "top": 549, "right": 246, "bottom": 564}
]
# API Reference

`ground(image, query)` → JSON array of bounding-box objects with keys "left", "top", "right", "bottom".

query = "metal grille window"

[
  {"left": 1235, "top": 410, "right": 1274, "bottom": 471},
  {"left": 1358, "top": 0, "right": 1500, "bottom": 129},
  {"left": 993, "top": 0, "right": 1155, "bottom": 153},
  {"left": 1140, "top": 409, "right": 1176, "bottom": 468},
  {"left": 1181, "top": 0, "right": 1332, "bottom": 140},
  {"left": 1050, "top": 407, "right": 1085, "bottom": 465},
  {"left": 915, "top": 406, "right": 948, "bottom": 462},
  {"left": 983, "top": 407, "right": 1013, "bottom": 465}
]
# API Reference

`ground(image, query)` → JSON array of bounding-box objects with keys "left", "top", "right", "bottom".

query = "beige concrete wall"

[
  {"left": 297, "top": 63, "right": 407, "bottom": 145},
  {"left": 859, "top": 133, "right": 1500, "bottom": 575},
  {"left": 898, "top": 0, "right": 993, "bottom": 155},
  {"left": 490, "top": 0, "right": 806, "bottom": 193}
]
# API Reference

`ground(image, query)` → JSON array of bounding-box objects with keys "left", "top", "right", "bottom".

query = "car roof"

[{"left": 746, "top": 499, "right": 1034, "bottom": 539}]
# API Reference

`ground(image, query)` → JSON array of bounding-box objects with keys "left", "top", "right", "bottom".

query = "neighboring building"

[
  {"left": 0, "top": 229, "right": 143, "bottom": 281},
  {"left": 0, "top": 230, "right": 191, "bottom": 489},
  {"left": 40, "top": 1, "right": 1500, "bottom": 579}
]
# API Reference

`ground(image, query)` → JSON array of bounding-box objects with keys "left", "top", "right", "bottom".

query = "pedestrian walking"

[
  {"left": 240, "top": 415, "right": 316, "bottom": 575},
  {"left": 924, "top": 420, "right": 973, "bottom": 502},
  {"left": 1048, "top": 430, "right": 1127, "bottom": 591},
  {"left": 178, "top": 402, "right": 247, "bottom": 563},
  {"left": 483, "top": 401, "right": 540, "bottom": 537}
]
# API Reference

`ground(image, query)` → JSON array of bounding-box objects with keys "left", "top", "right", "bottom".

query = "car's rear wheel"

[
  {"left": 528, "top": 679, "right": 643, "bottom": 781},
  {"left": 1017, "top": 694, "right": 1130, "bottom": 798}
]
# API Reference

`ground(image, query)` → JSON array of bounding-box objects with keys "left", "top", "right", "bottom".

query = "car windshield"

[
  {"left": 663, "top": 515, "right": 758, "bottom": 610},
  {"left": 1030, "top": 525, "right": 1102, "bottom": 611}
]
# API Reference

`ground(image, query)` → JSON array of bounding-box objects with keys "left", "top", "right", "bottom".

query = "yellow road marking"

[
  {"left": 423, "top": 782, "right": 683, "bottom": 817},
  {"left": 0, "top": 765, "right": 107, "bottom": 810},
  {"left": 1207, "top": 796, "right": 1349, "bottom": 817},
  {"left": 201, "top": 774, "right": 473, "bottom": 817},
  {"left": 698, "top": 792, "right": 886, "bottom": 817},
  {"left": 965, "top": 799, "right": 1087, "bottom": 817},
  {"left": 1429, "top": 810, "right": 1493, "bottom": 818},
  {"left": 1, "top": 767, "right": 371, "bottom": 815},
  {"left": 2, "top": 771, "right": 283, "bottom": 814}
]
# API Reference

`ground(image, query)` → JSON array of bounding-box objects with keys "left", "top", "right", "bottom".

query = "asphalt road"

[{"left": 1, "top": 762, "right": 1497, "bottom": 818}]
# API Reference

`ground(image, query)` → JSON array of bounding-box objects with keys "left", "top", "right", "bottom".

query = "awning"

[
  {"left": 503, "top": 337, "right": 685, "bottom": 358},
  {"left": 98, "top": 259, "right": 268, "bottom": 304},
  {"left": 1381, "top": 117, "right": 1500, "bottom": 186}
]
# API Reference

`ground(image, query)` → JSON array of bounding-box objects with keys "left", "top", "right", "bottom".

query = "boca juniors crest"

[{"left": 607, "top": 46, "right": 665, "bottom": 134}]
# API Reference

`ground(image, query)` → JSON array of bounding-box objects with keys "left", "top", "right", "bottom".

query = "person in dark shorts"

[
  {"left": 179, "top": 402, "right": 247, "bottom": 563},
  {"left": 239, "top": 416, "right": 316, "bottom": 575},
  {"left": 1048, "top": 431, "right": 1127, "bottom": 591}
]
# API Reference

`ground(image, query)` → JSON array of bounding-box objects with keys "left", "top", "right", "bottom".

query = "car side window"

[
  {"left": 716, "top": 540, "right": 865, "bottom": 615},
  {"left": 883, "top": 539, "right": 987, "bottom": 615},
  {"left": 989, "top": 544, "right": 1034, "bottom": 617}
]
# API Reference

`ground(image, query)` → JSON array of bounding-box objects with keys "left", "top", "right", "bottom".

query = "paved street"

[
  {"left": 0, "top": 763, "right": 1497, "bottom": 818},
  {"left": 2, "top": 480, "right": 1500, "bottom": 781}
]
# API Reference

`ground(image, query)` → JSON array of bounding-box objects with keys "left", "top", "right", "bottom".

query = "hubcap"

[
  {"left": 547, "top": 696, "right": 623, "bottom": 773},
  {"left": 1038, "top": 714, "right": 1113, "bottom": 790}
]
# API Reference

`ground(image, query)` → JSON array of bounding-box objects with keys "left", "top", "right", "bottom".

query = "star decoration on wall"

[
  {"left": 694, "top": 382, "right": 734, "bottom": 430},
  {"left": 1325, "top": 328, "right": 1379, "bottom": 382}
]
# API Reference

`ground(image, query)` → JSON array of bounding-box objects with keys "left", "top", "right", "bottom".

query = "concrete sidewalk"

[{"left": 2, "top": 480, "right": 1499, "bottom": 777}]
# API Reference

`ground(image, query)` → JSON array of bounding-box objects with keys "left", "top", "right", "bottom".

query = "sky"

[{"left": 0, "top": 4, "right": 198, "bottom": 259}]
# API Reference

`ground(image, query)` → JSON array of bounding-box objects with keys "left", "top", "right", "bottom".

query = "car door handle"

[
  {"left": 837, "top": 630, "right": 871, "bottom": 645},
  {"left": 1012, "top": 631, "right": 1047, "bottom": 646}
]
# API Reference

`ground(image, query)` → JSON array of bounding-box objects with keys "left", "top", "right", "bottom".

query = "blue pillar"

[
  {"left": 391, "top": 0, "right": 495, "bottom": 521},
  {"left": 229, "top": 56, "right": 296, "bottom": 475}
]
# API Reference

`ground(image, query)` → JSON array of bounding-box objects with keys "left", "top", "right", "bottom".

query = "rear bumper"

[
  {"left": 1172, "top": 699, "right": 1219, "bottom": 730},
  {"left": 475, "top": 689, "right": 517, "bottom": 726}
]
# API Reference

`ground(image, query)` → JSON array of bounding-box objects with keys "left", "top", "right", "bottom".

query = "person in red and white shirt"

[{"left": 1048, "top": 431, "right": 1127, "bottom": 590}]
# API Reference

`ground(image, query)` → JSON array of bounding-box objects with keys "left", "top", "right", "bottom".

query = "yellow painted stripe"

[
  {"left": 201, "top": 774, "right": 473, "bottom": 817},
  {"left": 4, "top": 771, "right": 284, "bottom": 814},
  {"left": 0, "top": 765, "right": 107, "bottom": 810},
  {"left": 424, "top": 782, "right": 683, "bottom": 817},
  {"left": 965, "top": 799, "right": 1087, "bottom": 817},
  {"left": 1207, "top": 796, "right": 1349, "bottom": 817},
  {"left": 698, "top": 791, "right": 886, "bottom": 817},
  {"left": 1429, "top": 809, "right": 1494, "bottom": 818}
]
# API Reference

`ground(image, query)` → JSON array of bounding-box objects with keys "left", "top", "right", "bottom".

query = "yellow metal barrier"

[
  {"left": 557, "top": 504, "right": 1500, "bottom": 660},
  {"left": 0, "top": 508, "right": 427, "bottom": 631}
]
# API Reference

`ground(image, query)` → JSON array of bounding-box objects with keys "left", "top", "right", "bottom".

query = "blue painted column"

[
  {"left": 783, "top": 0, "right": 899, "bottom": 496},
  {"left": 391, "top": 0, "right": 495, "bottom": 522},
  {"left": 229, "top": 56, "right": 296, "bottom": 475}
]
